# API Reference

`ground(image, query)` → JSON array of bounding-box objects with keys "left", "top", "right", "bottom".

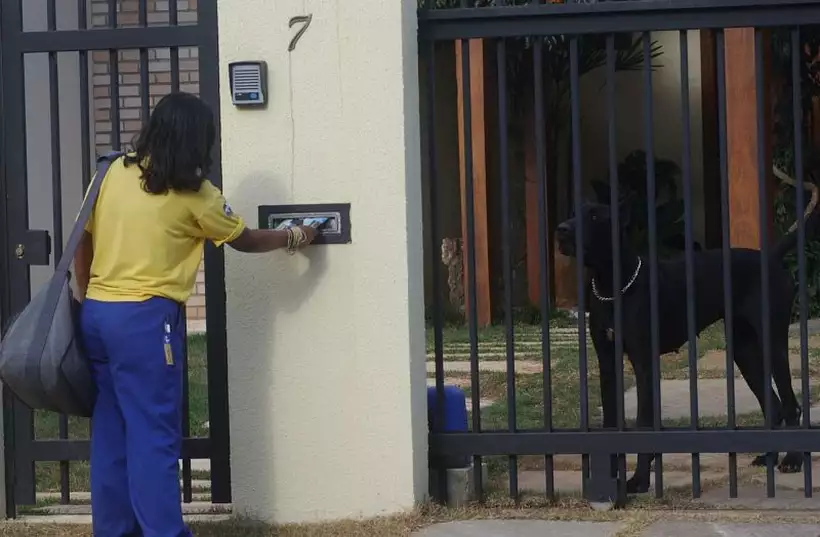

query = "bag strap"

[
  {"left": 28, "top": 152, "right": 123, "bottom": 360},
  {"left": 57, "top": 151, "right": 124, "bottom": 275}
]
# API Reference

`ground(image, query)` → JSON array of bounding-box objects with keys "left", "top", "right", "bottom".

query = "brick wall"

[{"left": 91, "top": 0, "right": 207, "bottom": 325}]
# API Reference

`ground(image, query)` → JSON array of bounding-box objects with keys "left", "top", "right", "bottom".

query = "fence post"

[{"left": 585, "top": 454, "right": 621, "bottom": 508}]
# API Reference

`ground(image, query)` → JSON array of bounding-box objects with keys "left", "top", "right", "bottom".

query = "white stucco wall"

[
  {"left": 217, "top": 0, "right": 428, "bottom": 524},
  {"left": 579, "top": 30, "right": 706, "bottom": 243}
]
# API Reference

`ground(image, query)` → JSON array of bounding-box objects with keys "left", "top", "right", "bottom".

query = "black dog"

[{"left": 555, "top": 200, "right": 818, "bottom": 494}]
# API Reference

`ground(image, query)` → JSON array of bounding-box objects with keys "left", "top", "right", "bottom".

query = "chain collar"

[{"left": 591, "top": 257, "right": 642, "bottom": 302}]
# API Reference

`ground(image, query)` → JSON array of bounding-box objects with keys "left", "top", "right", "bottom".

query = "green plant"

[
  {"left": 591, "top": 150, "right": 691, "bottom": 259},
  {"left": 771, "top": 28, "right": 820, "bottom": 319}
]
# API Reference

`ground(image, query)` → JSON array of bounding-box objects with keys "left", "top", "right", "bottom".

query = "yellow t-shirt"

[{"left": 82, "top": 156, "right": 245, "bottom": 303}]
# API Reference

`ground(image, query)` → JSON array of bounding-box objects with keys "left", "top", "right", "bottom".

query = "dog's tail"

[{"left": 771, "top": 165, "right": 820, "bottom": 260}]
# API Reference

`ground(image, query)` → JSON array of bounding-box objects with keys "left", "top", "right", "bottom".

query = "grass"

[{"left": 31, "top": 334, "right": 211, "bottom": 496}]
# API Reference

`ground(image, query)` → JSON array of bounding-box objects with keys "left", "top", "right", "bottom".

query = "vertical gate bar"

[
  {"left": 181, "top": 311, "right": 193, "bottom": 503},
  {"left": 78, "top": 0, "right": 92, "bottom": 191},
  {"left": 642, "top": 31, "right": 664, "bottom": 499},
  {"left": 139, "top": 0, "right": 150, "bottom": 129},
  {"left": 198, "top": 0, "right": 232, "bottom": 503},
  {"left": 140, "top": 46, "right": 150, "bottom": 127},
  {"left": 108, "top": 0, "right": 118, "bottom": 28},
  {"left": 606, "top": 34, "right": 627, "bottom": 500},
  {"left": 110, "top": 49, "right": 121, "bottom": 150},
  {"left": 715, "top": 29, "right": 739, "bottom": 499},
  {"left": 170, "top": 0, "right": 179, "bottom": 24},
  {"left": 496, "top": 34, "right": 518, "bottom": 503},
  {"left": 569, "top": 36, "right": 591, "bottom": 499},
  {"left": 423, "top": 37, "right": 448, "bottom": 504},
  {"left": 171, "top": 48, "right": 180, "bottom": 93},
  {"left": 47, "top": 0, "right": 72, "bottom": 506},
  {"left": 170, "top": 0, "right": 180, "bottom": 92},
  {"left": 458, "top": 32, "right": 483, "bottom": 502},
  {"left": 78, "top": 0, "right": 94, "bottom": 442},
  {"left": 0, "top": 2, "right": 17, "bottom": 514},
  {"left": 465, "top": 42, "right": 484, "bottom": 499},
  {"left": 790, "top": 26, "right": 812, "bottom": 499},
  {"left": 754, "top": 28, "right": 776, "bottom": 499},
  {"left": 534, "top": 36, "right": 554, "bottom": 501},
  {"left": 3, "top": 0, "right": 37, "bottom": 508},
  {"left": 0, "top": 0, "right": 12, "bottom": 515},
  {"left": 679, "top": 29, "right": 701, "bottom": 499}
]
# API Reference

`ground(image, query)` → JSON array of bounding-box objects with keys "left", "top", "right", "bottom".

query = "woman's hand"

[{"left": 297, "top": 225, "right": 319, "bottom": 246}]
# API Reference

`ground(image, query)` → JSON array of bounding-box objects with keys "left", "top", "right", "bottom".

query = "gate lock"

[{"left": 11, "top": 230, "right": 51, "bottom": 266}]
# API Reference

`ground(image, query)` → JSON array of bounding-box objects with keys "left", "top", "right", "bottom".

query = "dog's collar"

[{"left": 591, "top": 257, "right": 642, "bottom": 302}]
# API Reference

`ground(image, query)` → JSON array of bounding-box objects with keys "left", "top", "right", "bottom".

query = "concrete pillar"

[{"left": 218, "top": 0, "right": 427, "bottom": 524}]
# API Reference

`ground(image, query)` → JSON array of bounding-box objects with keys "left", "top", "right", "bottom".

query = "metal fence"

[
  {"left": 420, "top": 0, "right": 820, "bottom": 506},
  {"left": 0, "top": 0, "right": 230, "bottom": 517}
]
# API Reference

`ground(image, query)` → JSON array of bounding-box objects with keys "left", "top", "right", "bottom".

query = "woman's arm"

[
  {"left": 228, "top": 226, "right": 316, "bottom": 253},
  {"left": 74, "top": 231, "right": 93, "bottom": 300}
]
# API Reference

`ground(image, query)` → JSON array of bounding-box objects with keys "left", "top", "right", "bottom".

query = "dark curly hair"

[{"left": 124, "top": 92, "right": 216, "bottom": 195}]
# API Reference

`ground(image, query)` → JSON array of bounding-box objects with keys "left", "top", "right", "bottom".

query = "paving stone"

[
  {"left": 413, "top": 520, "right": 621, "bottom": 537},
  {"left": 695, "top": 485, "right": 820, "bottom": 510},
  {"left": 516, "top": 470, "right": 726, "bottom": 494},
  {"left": 623, "top": 379, "right": 804, "bottom": 421},
  {"left": 700, "top": 350, "right": 809, "bottom": 373},
  {"left": 518, "top": 470, "right": 582, "bottom": 493},
  {"left": 425, "top": 361, "right": 543, "bottom": 374},
  {"left": 789, "top": 319, "right": 820, "bottom": 336},
  {"left": 643, "top": 521, "right": 820, "bottom": 537}
]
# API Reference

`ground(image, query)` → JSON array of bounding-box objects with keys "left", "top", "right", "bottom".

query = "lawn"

[
  {"left": 425, "top": 319, "right": 820, "bottom": 492},
  {"left": 31, "top": 334, "right": 211, "bottom": 497}
]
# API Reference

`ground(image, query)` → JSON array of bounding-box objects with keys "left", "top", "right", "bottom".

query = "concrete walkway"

[{"left": 415, "top": 520, "right": 820, "bottom": 536}]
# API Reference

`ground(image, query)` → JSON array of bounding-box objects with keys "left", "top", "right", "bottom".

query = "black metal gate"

[
  {"left": 421, "top": 0, "right": 820, "bottom": 507},
  {"left": 0, "top": 0, "right": 230, "bottom": 517}
]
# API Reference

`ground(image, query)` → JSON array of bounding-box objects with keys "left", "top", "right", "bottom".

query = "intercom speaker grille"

[{"left": 232, "top": 65, "right": 262, "bottom": 93}]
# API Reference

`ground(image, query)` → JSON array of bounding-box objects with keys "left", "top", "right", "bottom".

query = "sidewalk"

[{"left": 415, "top": 520, "right": 820, "bottom": 536}]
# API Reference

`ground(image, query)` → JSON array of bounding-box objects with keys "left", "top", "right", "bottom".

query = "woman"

[{"left": 73, "top": 92, "right": 316, "bottom": 537}]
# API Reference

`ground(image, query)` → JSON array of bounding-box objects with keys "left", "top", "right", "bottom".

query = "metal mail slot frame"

[{"left": 257, "top": 203, "right": 352, "bottom": 246}]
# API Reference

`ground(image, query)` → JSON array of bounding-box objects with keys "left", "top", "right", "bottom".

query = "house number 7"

[{"left": 288, "top": 14, "right": 313, "bottom": 52}]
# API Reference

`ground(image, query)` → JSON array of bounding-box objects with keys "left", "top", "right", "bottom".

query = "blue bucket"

[{"left": 427, "top": 385, "right": 469, "bottom": 468}]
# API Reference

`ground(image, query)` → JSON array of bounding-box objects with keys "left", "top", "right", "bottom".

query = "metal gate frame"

[
  {"left": 0, "top": 0, "right": 231, "bottom": 517},
  {"left": 420, "top": 0, "right": 820, "bottom": 507}
]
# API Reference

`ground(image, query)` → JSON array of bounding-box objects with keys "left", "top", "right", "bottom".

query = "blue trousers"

[{"left": 81, "top": 297, "right": 192, "bottom": 537}]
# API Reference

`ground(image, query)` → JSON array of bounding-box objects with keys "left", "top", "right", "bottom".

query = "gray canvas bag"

[{"left": 0, "top": 152, "right": 123, "bottom": 417}]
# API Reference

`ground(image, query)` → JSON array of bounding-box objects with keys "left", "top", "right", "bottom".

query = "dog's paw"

[
  {"left": 751, "top": 452, "right": 779, "bottom": 467},
  {"left": 626, "top": 475, "right": 650, "bottom": 494},
  {"left": 778, "top": 452, "right": 804, "bottom": 474}
]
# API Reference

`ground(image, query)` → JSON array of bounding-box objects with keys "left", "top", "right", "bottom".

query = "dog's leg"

[
  {"left": 626, "top": 354, "right": 654, "bottom": 494},
  {"left": 733, "top": 321, "right": 784, "bottom": 468},
  {"left": 771, "top": 331, "right": 804, "bottom": 473}
]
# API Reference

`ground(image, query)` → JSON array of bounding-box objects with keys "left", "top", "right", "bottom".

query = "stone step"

[
  {"left": 36, "top": 491, "right": 212, "bottom": 503},
  {"left": 28, "top": 501, "right": 230, "bottom": 517},
  {"left": 17, "top": 512, "right": 232, "bottom": 525},
  {"left": 178, "top": 458, "right": 211, "bottom": 473}
]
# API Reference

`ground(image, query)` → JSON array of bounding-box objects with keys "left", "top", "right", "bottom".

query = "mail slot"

[{"left": 258, "top": 203, "right": 351, "bottom": 246}]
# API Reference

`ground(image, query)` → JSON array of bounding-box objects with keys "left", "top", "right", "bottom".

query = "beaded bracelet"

[{"left": 286, "top": 226, "right": 308, "bottom": 255}]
